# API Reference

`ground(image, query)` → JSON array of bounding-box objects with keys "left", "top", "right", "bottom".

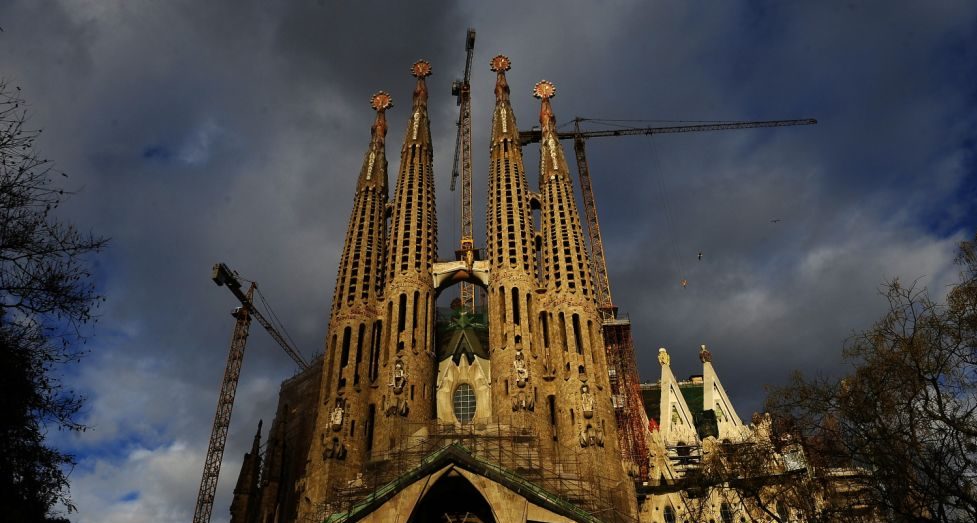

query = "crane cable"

[
  {"left": 578, "top": 116, "right": 696, "bottom": 288},
  {"left": 236, "top": 273, "right": 306, "bottom": 360},
  {"left": 647, "top": 141, "right": 688, "bottom": 288}
]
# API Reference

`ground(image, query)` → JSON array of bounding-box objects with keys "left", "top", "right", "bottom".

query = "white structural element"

[
  {"left": 657, "top": 347, "right": 699, "bottom": 446},
  {"left": 432, "top": 260, "right": 491, "bottom": 290},
  {"left": 699, "top": 345, "right": 750, "bottom": 441}
]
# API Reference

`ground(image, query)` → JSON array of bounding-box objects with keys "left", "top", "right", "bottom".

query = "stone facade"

[{"left": 227, "top": 53, "right": 806, "bottom": 523}]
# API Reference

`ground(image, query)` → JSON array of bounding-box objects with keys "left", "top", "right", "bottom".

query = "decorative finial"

[
  {"left": 490, "top": 55, "right": 511, "bottom": 73},
  {"left": 411, "top": 60, "right": 432, "bottom": 78},
  {"left": 368, "top": 91, "right": 391, "bottom": 147},
  {"left": 370, "top": 91, "right": 393, "bottom": 112},
  {"left": 532, "top": 79, "right": 556, "bottom": 100},
  {"left": 535, "top": 80, "right": 557, "bottom": 132},
  {"left": 658, "top": 347, "right": 670, "bottom": 367},
  {"left": 491, "top": 55, "right": 511, "bottom": 103},
  {"left": 699, "top": 344, "right": 712, "bottom": 363}
]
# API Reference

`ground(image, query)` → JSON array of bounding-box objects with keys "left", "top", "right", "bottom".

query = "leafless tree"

[
  {"left": 765, "top": 235, "right": 977, "bottom": 523},
  {"left": 0, "top": 80, "right": 108, "bottom": 522}
]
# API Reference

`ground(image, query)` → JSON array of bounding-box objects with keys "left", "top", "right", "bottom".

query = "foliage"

[
  {"left": 681, "top": 416, "right": 874, "bottom": 522},
  {"left": 764, "top": 235, "right": 977, "bottom": 522},
  {"left": 0, "top": 80, "right": 107, "bottom": 521}
]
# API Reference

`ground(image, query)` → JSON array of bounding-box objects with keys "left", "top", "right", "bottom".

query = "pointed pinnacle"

[
  {"left": 490, "top": 55, "right": 511, "bottom": 73},
  {"left": 532, "top": 79, "right": 556, "bottom": 100},
  {"left": 370, "top": 91, "right": 393, "bottom": 112},
  {"left": 369, "top": 91, "right": 391, "bottom": 144},
  {"left": 411, "top": 60, "right": 432, "bottom": 78},
  {"left": 534, "top": 80, "right": 557, "bottom": 131}
]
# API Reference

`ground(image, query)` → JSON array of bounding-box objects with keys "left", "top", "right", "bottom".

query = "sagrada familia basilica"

[{"left": 225, "top": 53, "right": 821, "bottom": 523}]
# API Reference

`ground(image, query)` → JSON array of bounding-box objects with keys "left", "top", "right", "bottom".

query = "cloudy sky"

[{"left": 2, "top": 1, "right": 975, "bottom": 521}]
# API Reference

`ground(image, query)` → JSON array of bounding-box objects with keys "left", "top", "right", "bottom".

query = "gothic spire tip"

[
  {"left": 370, "top": 91, "right": 393, "bottom": 112},
  {"left": 532, "top": 79, "right": 556, "bottom": 100},
  {"left": 411, "top": 60, "right": 432, "bottom": 79},
  {"left": 490, "top": 55, "right": 511, "bottom": 73}
]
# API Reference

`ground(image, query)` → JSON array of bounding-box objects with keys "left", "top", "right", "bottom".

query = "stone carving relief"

[
  {"left": 658, "top": 347, "right": 670, "bottom": 367},
  {"left": 322, "top": 435, "right": 347, "bottom": 460},
  {"left": 511, "top": 391, "right": 534, "bottom": 412},
  {"left": 580, "top": 384, "right": 595, "bottom": 419},
  {"left": 385, "top": 397, "right": 409, "bottom": 418},
  {"left": 579, "top": 423, "right": 605, "bottom": 448},
  {"left": 391, "top": 358, "right": 407, "bottom": 394},
  {"left": 513, "top": 349, "right": 529, "bottom": 388},
  {"left": 699, "top": 344, "right": 712, "bottom": 363},
  {"left": 542, "top": 356, "right": 557, "bottom": 381},
  {"left": 330, "top": 398, "right": 346, "bottom": 432}
]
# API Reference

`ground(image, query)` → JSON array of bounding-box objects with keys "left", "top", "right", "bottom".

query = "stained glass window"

[{"left": 453, "top": 383, "right": 476, "bottom": 423}]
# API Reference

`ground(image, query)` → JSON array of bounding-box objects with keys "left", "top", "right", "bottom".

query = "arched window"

[
  {"left": 453, "top": 383, "right": 476, "bottom": 423},
  {"left": 776, "top": 502, "right": 788, "bottom": 521},
  {"left": 663, "top": 505, "right": 676, "bottom": 523},
  {"left": 720, "top": 502, "right": 734, "bottom": 523}
]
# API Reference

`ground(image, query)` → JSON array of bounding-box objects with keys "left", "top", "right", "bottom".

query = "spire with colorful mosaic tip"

[
  {"left": 411, "top": 59, "right": 431, "bottom": 107},
  {"left": 533, "top": 79, "right": 557, "bottom": 134},
  {"left": 357, "top": 91, "right": 392, "bottom": 190},
  {"left": 368, "top": 90, "right": 392, "bottom": 146},
  {"left": 490, "top": 54, "right": 511, "bottom": 103}
]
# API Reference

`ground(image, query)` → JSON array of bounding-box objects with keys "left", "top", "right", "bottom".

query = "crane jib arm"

[
  {"left": 518, "top": 118, "right": 817, "bottom": 146},
  {"left": 212, "top": 263, "right": 310, "bottom": 369}
]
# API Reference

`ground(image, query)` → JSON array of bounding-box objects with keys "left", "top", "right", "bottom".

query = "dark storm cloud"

[{"left": 1, "top": 1, "right": 974, "bottom": 521}]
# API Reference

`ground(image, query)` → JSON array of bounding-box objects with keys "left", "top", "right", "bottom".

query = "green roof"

[
  {"left": 641, "top": 383, "right": 704, "bottom": 423},
  {"left": 642, "top": 382, "right": 720, "bottom": 439}
]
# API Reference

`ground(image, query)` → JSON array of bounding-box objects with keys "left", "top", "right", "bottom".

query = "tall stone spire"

[
  {"left": 484, "top": 55, "right": 547, "bottom": 438},
  {"left": 375, "top": 60, "right": 438, "bottom": 443},
  {"left": 331, "top": 91, "right": 391, "bottom": 315},
  {"left": 533, "top": 80, "right": 624, "bottom": 474},
  {"left": 306, "top": 92, "right": 392, "bottom": 500}
]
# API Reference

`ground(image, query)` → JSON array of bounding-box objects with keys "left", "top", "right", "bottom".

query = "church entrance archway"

[{"left": 408, "top": 469, "right": 496, "bottom": 523}]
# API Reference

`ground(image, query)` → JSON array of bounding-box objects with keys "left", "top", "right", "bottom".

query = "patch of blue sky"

[
  {"left": 68, "top": 430, "right": 171, "bottom": 473},
  {"left": 118, "top": 490, "right": 140, "bottom": 502},
  {"left": 141, "top": 144, "right": 172, "bottom": 161}
]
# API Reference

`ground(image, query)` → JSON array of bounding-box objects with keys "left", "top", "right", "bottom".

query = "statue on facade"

[
  {"left": 324, "top": 437, "right": 347, "bottom": 460},
  {"left": 699, "top": 344, "right": 712, "bottom": 363},
  {"left": 578, "top": 423, "right": 605, "bottom": 448},
  {"left": 391, "top": 359, "right": 407, "bottom": 394},
  {"left": 581, "top": 384, "right": 595, "bottom": 419},
  {"left": 511, "top": 390, "right": 534, "bottom": 412},
  {"left": 330, "top": 397, "right": 345, "bottom": 431},
  {"left": 513, "top": 349, "right": 529, "bottom": 387},
  {"left": 542, "top": 356, "right": 557, "bottom": 380},
  {"left": 658, "top": 347, "right": 670, "bottom": 367},
  {"left": 384, "top": 397, "right": 409, "bottom": 418}
]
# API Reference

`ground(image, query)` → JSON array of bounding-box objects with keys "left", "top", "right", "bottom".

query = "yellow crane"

[
  {"left": 192, "top": 263, "right": 309, "bottom": 523},
  {"left": 450, "top": 28, "right": 477, "bottom": 312}
]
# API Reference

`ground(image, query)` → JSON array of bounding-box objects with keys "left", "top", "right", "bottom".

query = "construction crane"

[
  {"left": 519, "top": 117, "right": 817, "bottom": 320},
  {"left": 192, "top": 263, "right": 309, "bottom": 523},
  {"left": 450, "top": 28, "right": 477, "bottom": 312},
  {"left": 521, "top": 116, "right": 816, "bottom": 481}
]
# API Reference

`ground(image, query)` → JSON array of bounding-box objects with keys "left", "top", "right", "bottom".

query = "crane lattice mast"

[
  {"left": 451, "top": 28, "right": 477, "bottom": 312},
  {"left": 192, "top": 263, "right": 309, "bottom": 523}
]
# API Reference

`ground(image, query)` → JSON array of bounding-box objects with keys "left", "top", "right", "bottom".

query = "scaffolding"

[
  {"left": 603, "top": 316, "right": 650, "bottom": 483},
  {"left": 312, "top": 420, "right": 637, "bottom": 523}
]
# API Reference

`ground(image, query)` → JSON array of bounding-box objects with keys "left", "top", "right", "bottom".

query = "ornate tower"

[
  {"left": 533, "top": 80, "right": 626, "bottom": 482},
  {"left": 304, "top": 91, "right": 392, "bottom": 500},
  {"left": 484, "top": 55, "right": 549, "bottom": 438},
  {"left": 373, "top": 60, "right": 438, "bottom": 448}
]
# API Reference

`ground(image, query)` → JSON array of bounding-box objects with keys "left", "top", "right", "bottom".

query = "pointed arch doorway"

[{"left": 408, "top": 469, "right": 497, "bottom": 523}]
